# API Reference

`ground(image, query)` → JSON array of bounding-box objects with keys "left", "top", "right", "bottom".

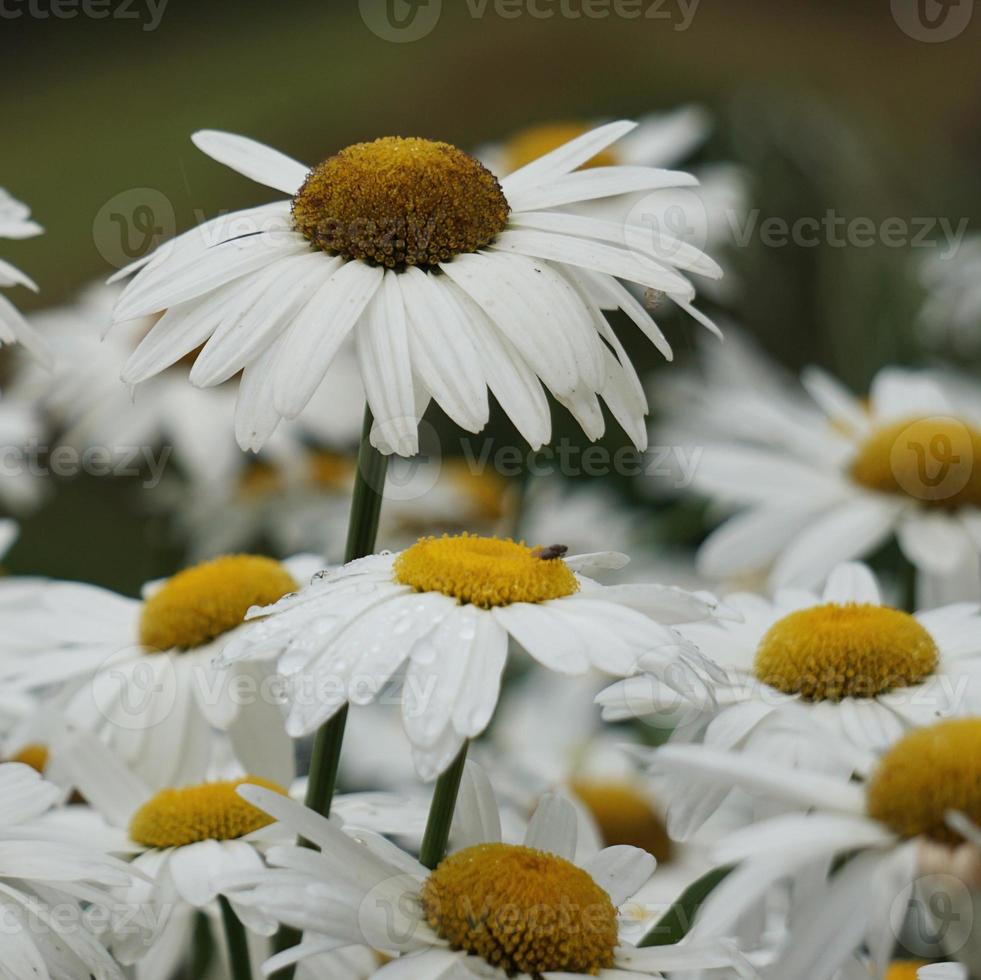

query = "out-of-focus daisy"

[
  {"left": 478, "top": 108, "right": 744, "bottom": 299},
  {"left": 667, "top": 365, "right": 981, "bottom": 602},
  {"left": 0, "top": 761, "right": 141, "bottom": 980},
  {"left": 222, "top": 771, "right": 747, "bottom": 978},
  {"left": 600, "top": 562, "right": 981, "bottom": 769},
  {"left": 648, "top": 719, "right": 981, "bottom": 980},
  {"left": 918, "top": 235, "right": 981, "bottom": 358},
  {"left": 0, "top": 553, "right": 323, "bottom": 788},
  {"left": 219, "top": 533, "right": 723, "bottom": 779},
  {"left": 0, "top": 391, "right": 45, "bottom": 512},
  {"left": 110, "top": 123, "right": 723, "bottom": 457},
  {"left": 0, "top": 189, "right": 51, "bottom": 365},
  {"left": 55, "top": 731, "right": 426, "bottom": 980}
]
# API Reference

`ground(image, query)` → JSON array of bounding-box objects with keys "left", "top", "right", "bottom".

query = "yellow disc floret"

[
  {"left": 570, "top": 779, "right": 673, "bottom": 864},
  {"left": 292, "top": 137, "right": 509, "bottom": 270},
  {"left": 11, "top": 744, "right": 48, "bottom": 774},
  {"left": 503, "top": 122, "right": 618, "bottom": 173},
  {"left": 139, "top": 555, "right": 298, "bottom": 652},
  {"left": 393, "top": 534, "right": 579, "bottom": 608},
  {"left": 867, "top": 719, "right": 981, "bottom": 845},
  {"left": 754, "top": 603, "right": 939, "bottom": 701},
  {"left": 850, "top": 416, "right": 981, "bottom": 510},
  {"left": 884, "top": 964, "right": 928, "bottom": 980},
  {"left": 421, "top": 842, "right": 617, "bottom": 976},
  {"left": 129, "top": 776, "right": 288, "bottom": 848}
]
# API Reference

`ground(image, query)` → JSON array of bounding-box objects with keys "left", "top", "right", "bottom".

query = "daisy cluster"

[{"left": 0, "top": 108, "right": 978, "bottom": 980}]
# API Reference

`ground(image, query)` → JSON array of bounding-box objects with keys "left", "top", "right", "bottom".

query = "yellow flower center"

[
  {"left": 128, "top": 776, "right": 288, "bottom": 848},
  {"left": 292, "top": 137, "right": 510, "bottom": 270},
  {"left": 11, "top": 744, "right": 48, "bottom": 774},
  {"left": 867, "top": 719, "right": 981, "bottom": 844},
  {"left": 503, "top": 122, "right": 618, "bottom": 173},
  {"left": 569, "top": 780, "right": 673, "bottom": 864},
  {"left": 139, "top": 555, "right": 298, "bottom": 652},
  {"left": 850, "top": 416, "right": 981, "bottom": 510},
  {"left": 754, "top": 603, "right": 939, "bottom": 701},
  {"left": 393, "top": 534, "right": 579, "bottom": 608},
  {"left": 421, "top": 842, "right": 617, "bottom": 976},
  {"left": 884, "top": 964, "right": 928, "bottom": 980}
]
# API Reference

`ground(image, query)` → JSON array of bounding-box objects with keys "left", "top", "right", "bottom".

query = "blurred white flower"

[
  {"left": 0, "top": 189, "right": 51, "bottom": 366},
  {"left": 646, "top": 719, "right": 981, "bottom": 980},
  {"left": 0, "top": 554, "right": 323, "bottom": 789},
  {"left": 918, "top": 235, "right": 981, "bottom": 357}
]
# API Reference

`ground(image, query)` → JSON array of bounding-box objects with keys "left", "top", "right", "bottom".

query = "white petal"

[
  {"left": 192, "top": 130, "right": 309, "bottom": 195},
  {"left": 822, "top": 562, "right": 882, "bottom": 605}
]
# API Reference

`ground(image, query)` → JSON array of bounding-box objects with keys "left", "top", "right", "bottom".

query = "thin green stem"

[
  {"left": 218, "top": 896, "right": 253, "bottom": 980},
  {"left": 271, "top": 406, "right": 389, "bottom": 980},
  {"left": 637, "top": 865, "right": 734, "bottom": 947},
  {"left": 899, "top": 551, "right": 918, "bottom": 613},
  {"left": 419, "top": 743, "right": 469, "bottom": 870}
]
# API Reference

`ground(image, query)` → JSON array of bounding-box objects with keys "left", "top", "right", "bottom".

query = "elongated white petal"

[{"left": 192, "top": 130, "right": 310, "bottom": 195}]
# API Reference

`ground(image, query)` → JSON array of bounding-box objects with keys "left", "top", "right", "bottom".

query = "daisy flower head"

[
  {"left": 222, "top": 764, "right": 747, "bottom": 978},
  {"left": 0, "top": 761, "right": 142, "bottom": 980},
  {"left": 110, "top": 123, "right": 723, "bottom": 458},
  {"left": 0, "top": 189, "right": 51, "bottom": 366},
  {"left": 647, "top": 718, "right": 981, "bottom": 980},
  {"left": 219, "top": 533, "right": 725, "bottom": 780},
  {"left": 674, "top": 364, "right": 981, "bottom": 602},
  {"left": 600, "top": 562, "right": 981, "bottom": 772},
  {"left": 0, "top": 553, "right": 323, "bottom": 789}
]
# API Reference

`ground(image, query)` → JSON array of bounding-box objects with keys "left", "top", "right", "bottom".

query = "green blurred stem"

[
  {"left": 219, "top": 896, "right": 253, "bottom": 980},
  {"left": 272, "top": 406, "right": 389, "bottom": 980},
  {"left": 899, "top": 552, "right": 918, "bottom": 613},
  {"left": 419, "top": 743, "right": 469, "bottom": 870},
  {"left": 637, "top": 865, "right": 734, "bottom": 947}
]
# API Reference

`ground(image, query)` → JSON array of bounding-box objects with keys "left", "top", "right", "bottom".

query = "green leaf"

[{"left": 637, "top": 865, "right": 734, "bottom": 947}]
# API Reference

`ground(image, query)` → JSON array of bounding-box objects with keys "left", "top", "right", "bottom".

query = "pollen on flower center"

[
  {"left": 421, "top": 842, "right": 617, "bottom": 977},
  {"left": 291, "top": 137, "right": 510, "bottom": 270},
  {"left": 866, "top": 719, "right": 981, "bottom": 844},
  {"left": 753, "top": 603, "right": 939, "bottom": 701},
  {"left": 393, "top": 534, "right": 579, "bottom": 608},
  {"left": 504, "top": 122, "right": 618, "bottom": 173},
  {"left": 139, "top": 555, "right": 298, "bottom": 652},
  {"left": 10, "top": 744, "right": 48, "bottom": 774},
  {"left": 850, "top": 416, "right": 981, "bottom": 509},
  {"left": 570, "top": 779, "right": 673, "bottom": 864},
  {"left": 129, "top": 776, "right": 288, "bottom": 848}
]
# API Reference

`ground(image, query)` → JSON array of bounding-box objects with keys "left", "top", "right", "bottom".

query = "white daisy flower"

[
  {"left": 222, "top": 767, "right": 748, "bottom": 978},
  {"left": 600, "top": 562, "right": 981, "bottom": 771},
  {"left": 646, "top": 719, "right": 981, "bottom": 980},
  {"left": 671, "top": 364, "right": 981, "bottom": 602},
  {"left": 0, "top": 189, "right": 51, "bottom": 366},
  {"left": 0, "top": 761, "right": 141, "bottom": 980},
  {"left": 53, "top": 731, "right": 428, "bottom": 979},
  {"left": 110, "top": 123, "right": 723, "bottom": 457},
  {"left": 219, "top": 532, "right": 724, "bottom": 779},
  {"left": 0, "top": 553, "right": 323, "bottom": 788}
]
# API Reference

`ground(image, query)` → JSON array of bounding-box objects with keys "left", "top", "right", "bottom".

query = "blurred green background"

[{"left": 2, "top": 0, "right": 979, "bottom": 589}]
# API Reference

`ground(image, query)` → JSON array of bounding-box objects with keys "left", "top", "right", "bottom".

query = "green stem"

[
  {"left": 899, "top": 552, "right": 918, "bottom": 613},
  {"left": 637, "top": 865, "right": 733, "bottom": 947},
  {"left": 271, "top": 406, "right": 389, "bottom": 980},
  {"left": 218, "top": 896, "right": 253, "bottom": 980},
  {"left": 419, "top": 743, "right": 469, "bottom": 870}
]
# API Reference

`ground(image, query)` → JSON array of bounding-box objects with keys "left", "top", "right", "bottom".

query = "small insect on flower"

[{"left": 532, "top": 543, "right": 569, "bottom": 561}]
